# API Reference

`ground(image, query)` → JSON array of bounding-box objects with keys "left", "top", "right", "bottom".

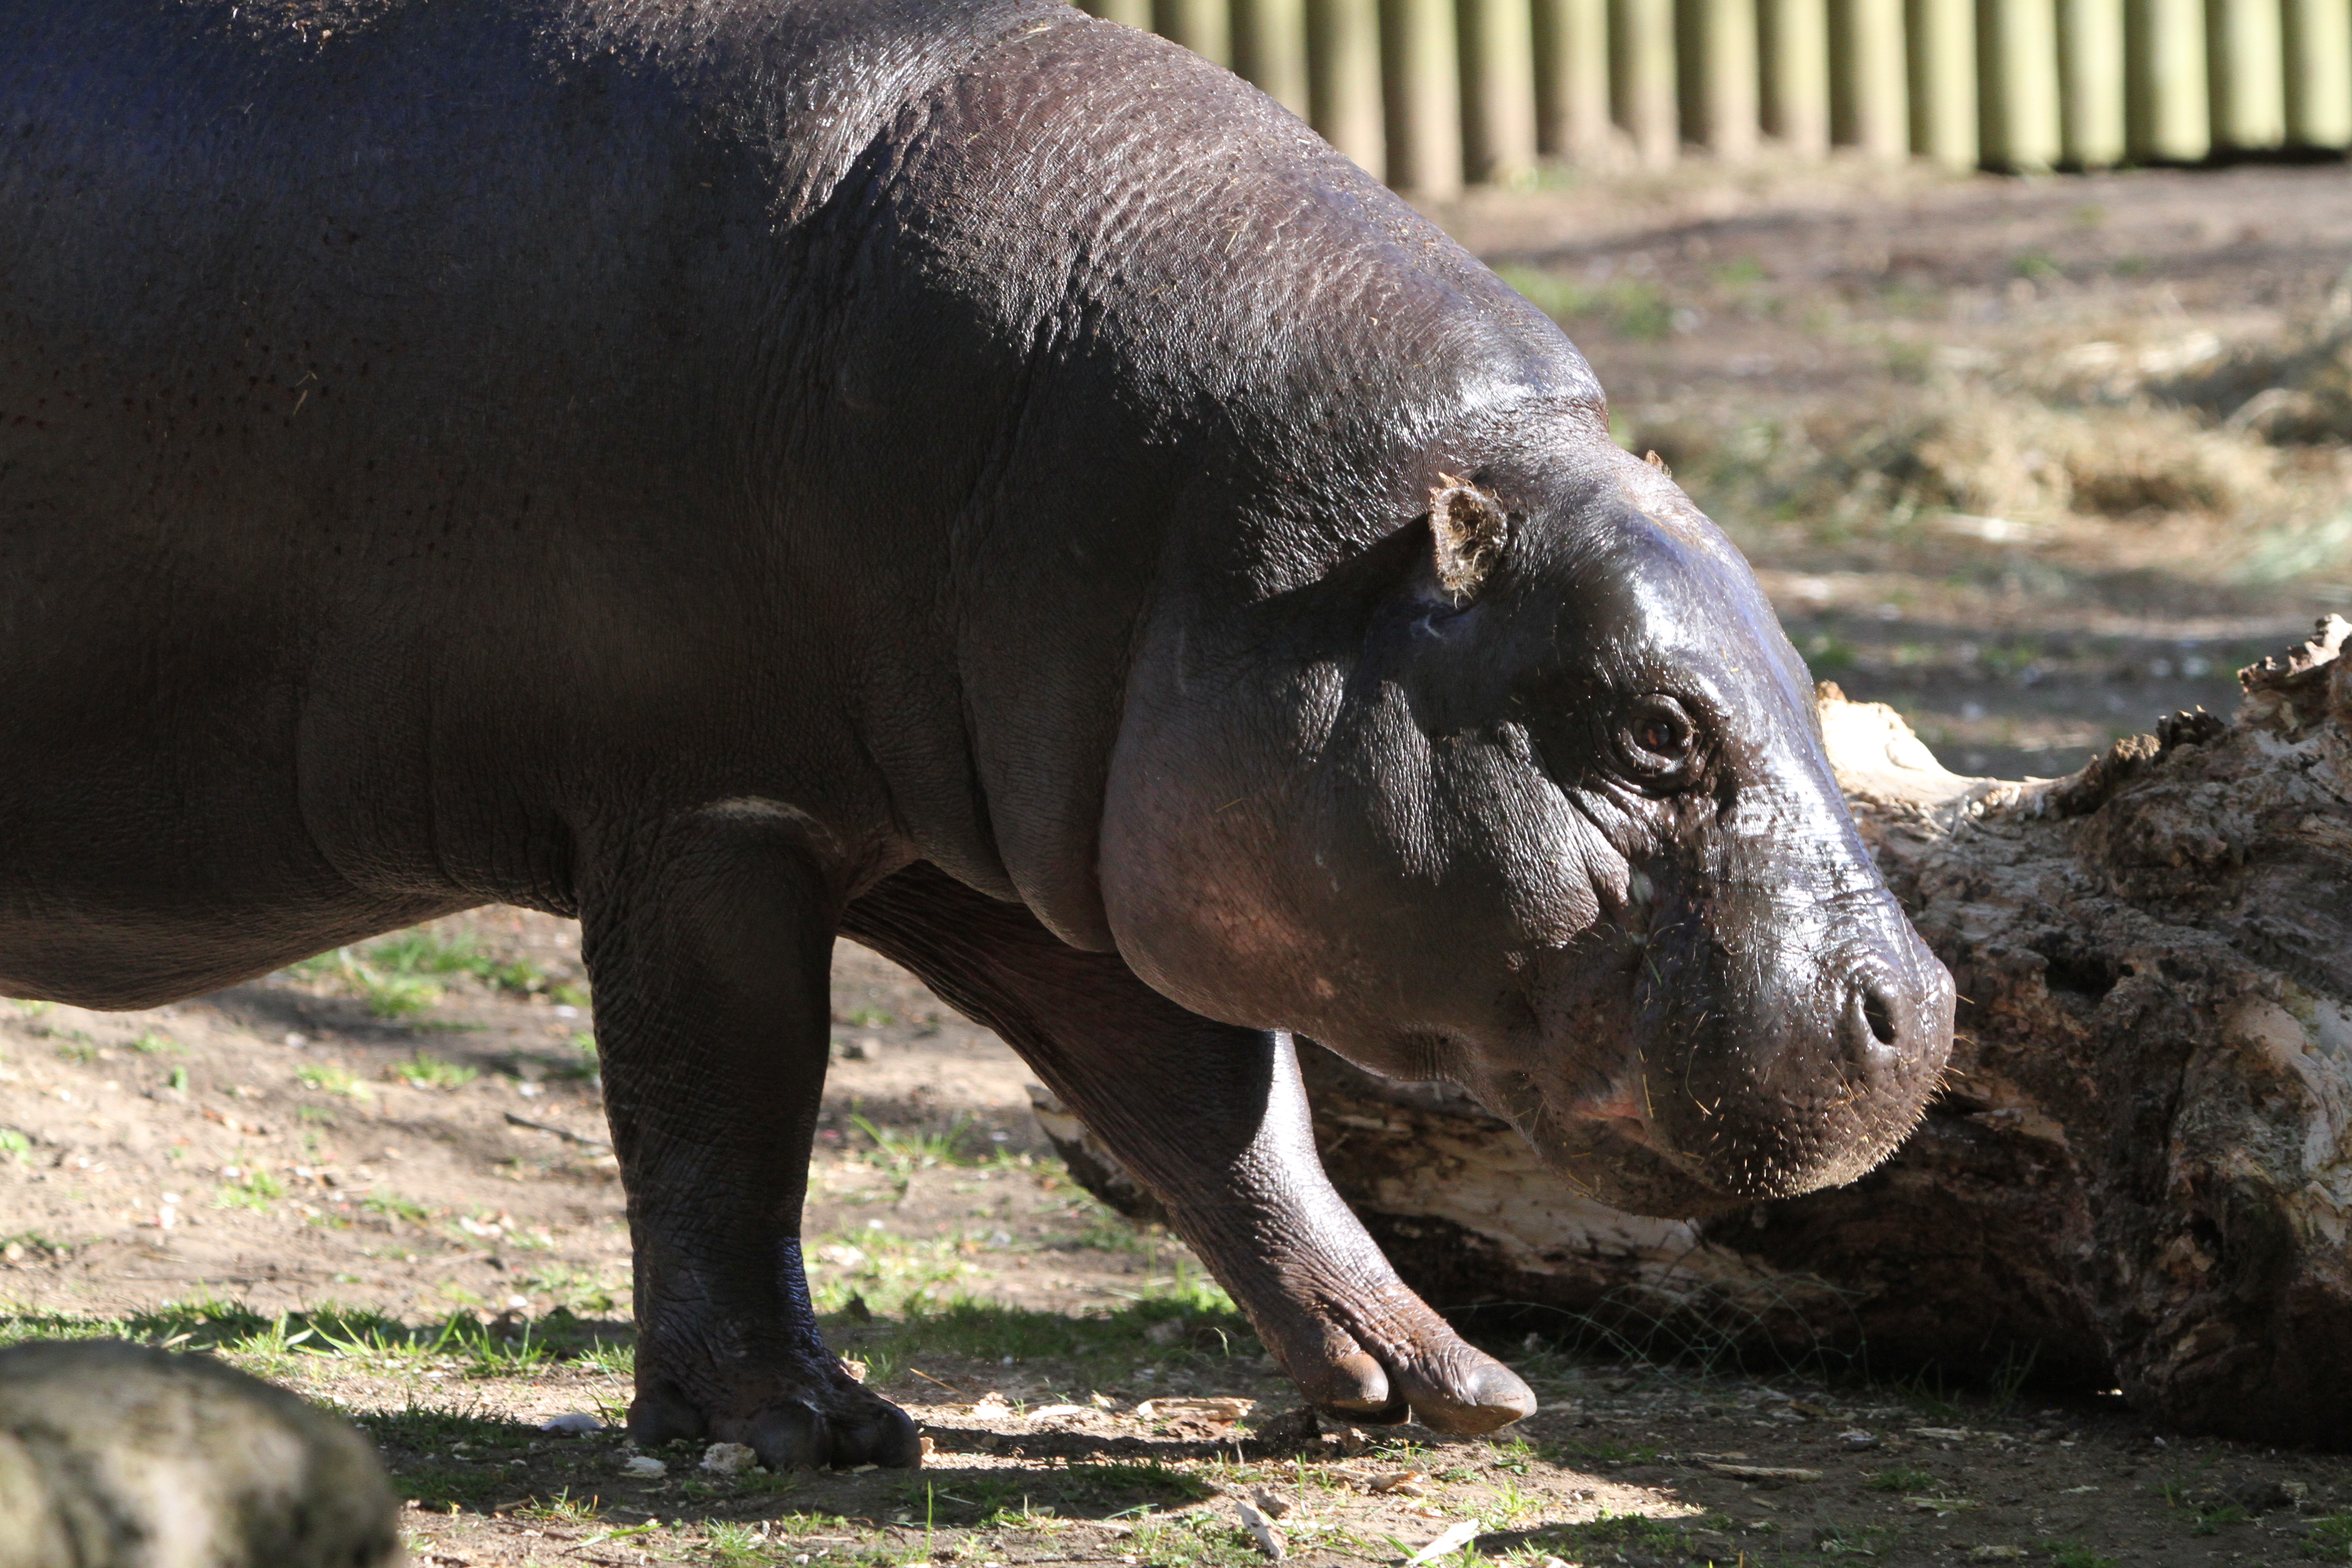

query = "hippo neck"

[{"left": 819, "top": 15, "right": 1604, "bottom": 948}]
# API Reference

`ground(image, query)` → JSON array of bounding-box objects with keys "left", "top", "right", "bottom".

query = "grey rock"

[{"left": 0, "top": 1339, "right": 400, "bottom": 1568}]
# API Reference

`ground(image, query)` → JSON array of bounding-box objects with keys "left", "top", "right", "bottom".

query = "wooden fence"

[{"left": 1071, "top": 0, "right": 2352, "bottom": 190}]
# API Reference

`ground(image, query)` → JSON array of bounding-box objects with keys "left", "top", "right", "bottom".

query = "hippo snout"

[
  {"left": 1642, "top": 898, "right": 1955, "bottom": 1200},
  {"left": 1837, "top": 948, "right": 1945, "bottom": 1088}
]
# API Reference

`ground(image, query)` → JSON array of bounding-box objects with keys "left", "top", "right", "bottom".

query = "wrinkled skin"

[{"left": 0, "top": 0, "right": 1951, "bottom": 1466}]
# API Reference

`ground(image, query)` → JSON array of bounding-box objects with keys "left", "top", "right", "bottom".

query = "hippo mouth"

[
  {"left": 1474, "top": 897, "right": 1956, "bottom": 1207},
  {"left": 1485, "top": 1071, "right": 1751, "bottom": 1219}
]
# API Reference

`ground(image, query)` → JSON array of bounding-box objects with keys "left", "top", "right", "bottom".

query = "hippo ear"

[{"left": 1429, "top": 480, "right": 1509, "bottom": 605}]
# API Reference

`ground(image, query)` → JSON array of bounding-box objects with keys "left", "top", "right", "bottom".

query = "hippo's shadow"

[
  {"left": 543, "top": 1441, "right": 1223, "bottom": 1529},
  {"left": 915, "top": 1421, "right": 1250, "bottom": 1467},
  {"left": 357, "top": 1406, "right": 558, "bottom": 1514}
]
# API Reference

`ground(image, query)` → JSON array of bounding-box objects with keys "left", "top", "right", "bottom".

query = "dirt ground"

[
  {"left": 1443, "top": 158, "right": 2352, "bottom": 778},
  {"left": 6, "top": 164, "right": 2352, "bottom": 1568}
]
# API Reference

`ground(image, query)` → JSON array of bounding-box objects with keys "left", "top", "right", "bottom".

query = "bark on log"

[{"left": 1034, "top": 617, "right": 2352, "bottom": 1446}]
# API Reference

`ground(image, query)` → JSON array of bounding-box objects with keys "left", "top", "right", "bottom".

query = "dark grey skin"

[{"left": 0, "top": 0, "right": 1954, "bottom": 1468}]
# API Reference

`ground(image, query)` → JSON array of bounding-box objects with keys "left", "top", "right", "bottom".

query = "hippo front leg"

[
  {"left": 579, "top": 814, "right": 920, "bottom": 1470},
  {"left": 843, "top": 867, "right": 1532, "bottom": 1435}
]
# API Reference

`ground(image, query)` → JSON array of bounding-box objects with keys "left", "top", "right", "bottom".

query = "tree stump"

[{"left": 1035, "top": 617, "right": 2352, "bottom": 1446}]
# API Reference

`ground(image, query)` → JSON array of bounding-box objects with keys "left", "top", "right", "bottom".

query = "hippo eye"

[{"left": 1617, "top": 696, "right": 1700, "bottom": 786}]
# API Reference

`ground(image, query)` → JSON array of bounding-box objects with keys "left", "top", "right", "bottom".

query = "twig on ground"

[{"left": 502, "top": 1111, "right": 612, "bottom": 1151}]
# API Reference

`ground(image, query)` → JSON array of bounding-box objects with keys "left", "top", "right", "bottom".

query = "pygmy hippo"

[
  {"left": 0, "top": 0, "right": 1954, "bottom": 1468},
  {"left": 0, "top": 1339, "right": 401, "bottom": 1568}
]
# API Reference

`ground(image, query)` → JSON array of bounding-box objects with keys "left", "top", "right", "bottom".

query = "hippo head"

[{"left": 1099, "top": 437, "right": 1953, "bottom": 1201}]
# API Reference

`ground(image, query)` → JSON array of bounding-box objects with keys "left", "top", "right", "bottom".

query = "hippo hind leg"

[
  {"left": 842, "top": 865, "right": 1533, "bottom": 1435},
  {"left": 579, "top": 812, "right": 919, "bottom": 1470}
]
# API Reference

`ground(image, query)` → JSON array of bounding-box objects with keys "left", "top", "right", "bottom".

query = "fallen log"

[{"left": 1035, "top": 617, "right": 2352, "bottom": 1446}]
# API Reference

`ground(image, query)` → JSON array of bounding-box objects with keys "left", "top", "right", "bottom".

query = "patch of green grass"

[
  {"left": 556, "top": 1031, "right": 601, "bottom": 1079},
  {"left": 573, "top": 1339, "right": 636, "bottom": 1377},
  {"left": 0, "top": 1129, "right": 29, "bottom": 1162},
  {"left": 2011, "top": 250, "right": 2063, "bottom": 282},
  {"left": 296, "top": 1063, "right": 373, "bottom": 1099},
  {"left": 128, "top": 1031, "right": 181, "bottom": 1055},
  {"left": 768, "top": 1511, "right": 858, "bottom": 1540},
  {"left": 835, "top": 1287, "right": 1250, "bottom": 1391},
  {"left": 850, "top": 1113, "right": 1008, "bottom": 1198},
  {"left": 1552, "top": 1438, "right": 1659, "bottom": 1465},
  {"left": 1067, "top": 1212, "right": 1167, "bottom": 1257},
  {"left": 516, "top": 1488, "right": 603, "bottom": 1525},
  {"left": 1801, "top": 632, "right": 1859, "bottom": 672},
  {"left": 363, "top": 929, "right": 548, "bottom": 995},
  {"left": 2237, "top": 508, "right": 2352, "bottom": 586},
  {"left": 1488, "top": 1437, "right": 1536, "bottom": 1475},
  {"left": 54, "top": 1039, "right": 98, "bottom": 1064},
  {"left": 839, "top": 1005, "right": 896, "bottom": 1028},
  {"left": 166, "top": 1065, "right": 189, "bottom": 1092},
  {"left": 1129, "top": 1508, "right": 1260, "bottom": 1568},
  {"left": 521, "top": 1265, "right": 618, "bottom": 1315},
  {"left": 382, "top": 1461, "right": 505, "bottom": 1511},
  {"left": 358, "top": 1402, "right": 540, "bottom": 1512},
  {"left": 392, "top": 1053, "right": 477, "bottom": 1090},
  {"left": 2303, "top": 1514, "right": 2352, "bottom": 1561},
  {"left": 1865, "top": 1466, "right": 1937, "bottom": 1492},
  {"left": 1063, "top": 1461, "right": 1213, "bottom": 1511},
  {"left": 1482, "top": 1473, "right": 1544, "bottom": 1528},
  {"left": 2191, "top": 1502, "right": 2252, "bottom": 1535},
  {"left": 1495, "top": 265, "right": 1680, "bottom": 342},
  {"left": 2048, "top": 1543, "right": 2119, "bottom": 1568},
  {"left": 362, "top": 1193, "right": 433, "bottom": 1225},
  {"left": 18, "top": 1300, "right": 638, "bottom": 1384},
  {"left": 214, "top": 1168, "right": 285, "bottom": 1212},
  {"left": 1816, "top": 1520, "right": 1901, "bottom": 1557},
  {"left": 1894, "top": 1363, "right": 1965, "bottom": 1421},
  {"left": 456, "top": 1323, "right": 558, "bottom": 1378},
  {"left": 358, "top": 1401, "right": 532, "bottom": 1452},
  {"left": 920, "top": 1474, "right": 1028, "bottom": 1526},
  {"left": 293, "top": 947, "right": 447, "bottom": 1019},
  {"left": 1545, "top": 1513, "right": 1686, "bottom": 1556},
  {"left": 703, "top": 1521, "right": 766, "bottom": 1563}
]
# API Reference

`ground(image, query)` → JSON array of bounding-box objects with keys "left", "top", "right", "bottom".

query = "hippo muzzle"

[{"left": 1631, "top": 873, "right": 1955, "bottom": 1199}]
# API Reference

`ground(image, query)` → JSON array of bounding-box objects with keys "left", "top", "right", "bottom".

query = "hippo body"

[{"left": 0, "top": 0, "right": 1952, "bottom": 1466}]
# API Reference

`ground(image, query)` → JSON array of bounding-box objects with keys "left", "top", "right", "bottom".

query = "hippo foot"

[
  {"left": 1274, "top": 1294, "right": 1534, "bottom": 1436},
  {"left": 627, "top": 1366, "right": 922, "bottom": 1471}
]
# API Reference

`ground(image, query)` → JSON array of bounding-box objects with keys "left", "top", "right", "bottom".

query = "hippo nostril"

[{"left": 1862, "top": 985, "right": 1899, "bottom": 1048}]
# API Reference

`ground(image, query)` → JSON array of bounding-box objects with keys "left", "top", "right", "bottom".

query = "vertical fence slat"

[
  {"left": 2207, "top": 0, "right": 2286, "bottom": 147},
  {"left": 1385, "top": 0, "right": 1467, "bottom": 192},
  {"left": 1613, "top": 0, "right": 1681, "bottom": 163},
  {"left": 2058, "top": 0, "right": 2127, "bottom": 163},
  {"left": 1980, "top": 0, "right": 2062, "bottom": 167},
  {"left": 1462, "top": 0, "right": 1542, "bottom": 180},
  {"left": 1308, "top": 0, "right": 1389, "bottom": 175},
  {"left": 1906, "top": 0, "right": 1978, "bottom": 164},
  {"left": 1831, "top": 0, "right": 1908, "bottom": 157},
  {"left": 1077, "top": 0, "right": 1156, "bottom": 31},
  {"left": 1156, "top": 0, "right": 1234, "bottom": 64},
  {"left": 1681, "top": 0, "right": 1761, "bottom": 155},
  {"left": 1764, "top": 0, "right": 1833, "bottom": 155},
  {"left": 2127, "top": 0, "right": 2211, "bottom": 159},
  {"left": 1535, "top": 0, "right": 1616, "bottom": 158},
  {"left": 2283, "top": 0, "right": 2352, "bottom": 145},
  {"left": 1234, "top": 0, "right": 1313, "bottom": 116}
]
